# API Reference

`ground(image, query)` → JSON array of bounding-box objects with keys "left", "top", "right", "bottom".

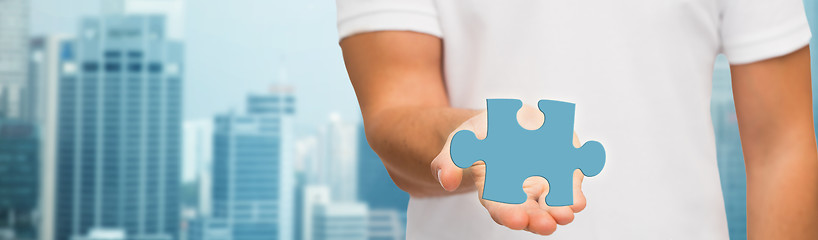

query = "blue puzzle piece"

[{"left": 450, "top": 99, "right": 605, "bottom": 206}]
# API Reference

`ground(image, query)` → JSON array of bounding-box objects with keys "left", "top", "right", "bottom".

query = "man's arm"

[
  {"left": 340, "top": 31, "right": 479, "bottom": 197},
  {"left": 341, "top": 31, "right": 582, "bottom": 235},
  {"left": 730, "top": 46, "right": 818, "bottom": 239}
]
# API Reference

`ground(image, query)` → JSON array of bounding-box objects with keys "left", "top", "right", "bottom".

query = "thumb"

[
  {"left": 432, "top": 111, "right": 487, "bottom": 192},
  {"left": 431, "top": 132, "right": 465, "bottom": 192}
]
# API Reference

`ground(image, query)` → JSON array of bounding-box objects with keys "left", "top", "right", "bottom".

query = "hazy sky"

[{"left": 30, "top": 0, "right": 362, "bottom": 136}]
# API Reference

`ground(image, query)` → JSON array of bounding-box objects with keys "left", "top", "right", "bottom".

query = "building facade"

[
  {"left": 300, "top": 186, "right": 330, "bottom": 240},
  {"left": 0, "top": 0, "right": 29, "bottom": 120},
  {"left": 366, "top": 209, "right": 404, "bottom": 240},
  {"left": 186, "top": 218, "right": 231, "bottom": 240},
  {"left": 29, "top": 35, "right": 71, "bottom": 240},
  {"left": 209, "top": 88, "right": 295, "bottom": 240},
  {"left": 311, "top": 202, "right": 368, "bottom": 240},
  {"left": 322, "top": 116, "right": 358, "bottom": 202},
  {"left": 102, "top": 0, "right": 185, "bottom": 40},
  {"left": 182, "top": 119, "right": 214, "bottom": 218},
  {"left": 0, "top": 120, "right": 39, "bottom": 240},
  {"left": 55, "top": 15, "right": 183, "bottom": 240}
]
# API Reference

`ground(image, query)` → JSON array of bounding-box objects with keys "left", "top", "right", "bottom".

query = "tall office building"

[
  {"left": 366, "top": 209, "right": 404, "bottom": 240},
  {"left": 72, "top": 229, "right": 126, "bottom": 240},
  {"left": 183, "top": 119, "right": 214, "bottom": 217},
  {"left": 102, "top": 0, "right": 185, "bottom": 40},
  {"left": 322, "top": 115, "right": 359, "bottom": 202},
  {"left": 311, "top": 202, "right": 368, "bottom": 240},
  {"left": 0, "top": 120, "right": 39, "bottom": 240},
  {"left": 300, "top": 186, "right": 330, "bottom": 240},
  {"left": 0, "top": 0, "right": 29, "bottom": 120},
  {"left": 210, "top": 87, "right": 295, "bottom": 240},
  {"left": 356, "top": 124, "right": 409, "bottom": 211},
  {"left": 186, "top": 218, "right": 231, "bottom": 240},
  {"left": 293, "top": 137, "right": 318, "bottom": 240},
  {"left": 711, "top": 55, "right": 747, "bottom": 240},
  {"left": 29, "top": 35, "right": 71, "bottom": 240},
  {"left": 55, "top": 15, "right": 183, "bottom": 240},
  {"left": 183, "top": 120, "right": 213, "bottom": 184}
]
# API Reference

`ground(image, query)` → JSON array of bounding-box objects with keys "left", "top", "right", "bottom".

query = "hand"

[{"left": 430, "top": 104, "right": 587, "bottom": 235}]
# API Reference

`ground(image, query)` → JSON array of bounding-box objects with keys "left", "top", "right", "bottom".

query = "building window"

[
  {"left": 82, "top": 62, "right": 99, "bottom": 72},
  {"left": 128, "top": 63, "right": 142, "bottom": 73},
  {"left": 60, "top": 42, "right": 74, "bottom": 60},
  {"left": 105, "top": 63, "right": 121, "bottom": 72},
  {"left": 148, "top": 63, "right": 162, "bottom": 73},
  {"left": 127, "top": 51, "right": 143, "bottom": 58},
  {"left": 104, "top": 50, "right": 121, "bottom": 58}
]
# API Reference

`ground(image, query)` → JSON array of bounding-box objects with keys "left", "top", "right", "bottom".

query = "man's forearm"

[
  {"left": 746, "top": 139, "right": 818, "bottom": 239},
  {"left": 364, "top": 106, "right": 480, "bottom": 197}
]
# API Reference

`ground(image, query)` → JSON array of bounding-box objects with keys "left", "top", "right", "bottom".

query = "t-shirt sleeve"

[
  {"left": 336, "top": 0, "right": 442, "bottom": 41},
  {"left": 719, "top": 0, "right": 812, "bottom": 64}
]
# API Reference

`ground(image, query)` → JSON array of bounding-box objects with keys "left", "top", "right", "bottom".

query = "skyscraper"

[
  {"left": 183, "top": 119, "right": 213, "bottom": 184},
  {"left": 186, "top": 218, "right": 231, "bottom": 240},
  {"left": 294, "top": 137, "right": 320, "bottom": 240},
  {"left": 711, "top": 55, "right": 747, "bottom": 240},
  {"left": 55, "top": 15, "right": 183, "bottom": 240},
  {"left": 366, "top": 209, "right": 405, "bottom": 240},
  {"left": 0, "top": 0, "right": 29, "bottom": 120},
  {"left": 322, "top": 115, "right": 359, "bottom": 202},
  {"left": 101, "top": 0, "right": 185, "bottom": 40},
  {"left": 0, "top": 120, "right": 39, "bottom": 240},
  {"left": 210, "top": 87, "right": 296, "bottom": 240},
  {"left": 183, "top": 119, "right": 214, "bottom": 218},
  {"left": 300, "top": 186, "right": 331, "bottom": 240},
  {"left": 311, "top": 202, "right": 368, "bottom": 240},
  {"left": 29, "top": 35, "right": 72, "bottom": 240}
]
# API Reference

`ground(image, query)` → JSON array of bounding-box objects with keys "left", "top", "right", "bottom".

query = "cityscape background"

[{"left": 0, "top": 0, "right": 816, "bottom": 240}]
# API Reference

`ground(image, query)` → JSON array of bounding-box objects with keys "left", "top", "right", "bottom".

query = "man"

[{"left": 337, "top": 0, "right": 818, "bottom": 239}]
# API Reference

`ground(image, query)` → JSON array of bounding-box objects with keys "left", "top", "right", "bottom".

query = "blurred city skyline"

[
  {"left": 5, "top": 1, "right": 408, "bottom": 240},
  {"left": 29, "top": 0, "right": 362, "bottom": 183},
  {"left": 28, "top": 0, "right": 362, "bottom": 135}
]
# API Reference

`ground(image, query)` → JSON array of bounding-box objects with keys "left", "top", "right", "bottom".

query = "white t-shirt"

[{"left": 336, "top": 0, "right": 811, "bottom": 239}]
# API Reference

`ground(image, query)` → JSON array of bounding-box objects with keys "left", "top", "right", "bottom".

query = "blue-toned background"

[{"left": 0, "top": 0, "right": 815, "bottom": 239}]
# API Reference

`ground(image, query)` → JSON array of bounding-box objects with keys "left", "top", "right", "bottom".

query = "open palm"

[{"left": 431, "top": 105, "right": 587, "bottom": 235}]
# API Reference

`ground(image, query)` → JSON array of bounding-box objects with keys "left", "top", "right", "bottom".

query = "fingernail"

[{"left": 438, "top": 169, "right": 445, "bottom": 190}]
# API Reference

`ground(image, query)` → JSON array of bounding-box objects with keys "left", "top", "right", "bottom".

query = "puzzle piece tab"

[{"left": 450, "top": 99, "right": 605, "bottom": 206}]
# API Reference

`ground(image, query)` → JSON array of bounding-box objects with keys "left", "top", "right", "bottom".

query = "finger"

[
  {"left": 571, "top": 169, "right": 587, "bottom": 213},
  {"left": 432, "top": 113, "right": 488, "bottom": 191},
  {"left": 538, "top": 194, "right": 575, "bottom": 225},
  {"left": 484, "top": 202, "right": 529, "bottom": 231},
  {"left": 571, "top": 135, "right": 587, "bottom": 213},
  {"left": 545, "top": 206, "right": 575, "bottom": 225},
  {"left": 531, "top": 177, "right": 575, "bottom": 225},
  {"left": 431, "top": 138, "right": 464, "bottom": 191},
  {"left": 526, "top": 206, "right": 558, "bottom": 235},
  {"left": 573, "top": 132, "right": 581, "bottom": 148}
]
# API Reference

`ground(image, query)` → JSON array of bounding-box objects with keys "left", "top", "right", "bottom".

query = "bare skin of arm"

[
  {"left": 341, "top": 31, "right": 477, "bottom": 197},
  {"left": 730, "top": 46, "right": 818, "bottom": 239},
  {"left": 341, "top": 31, "right": 583, "bottom": 235}
]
